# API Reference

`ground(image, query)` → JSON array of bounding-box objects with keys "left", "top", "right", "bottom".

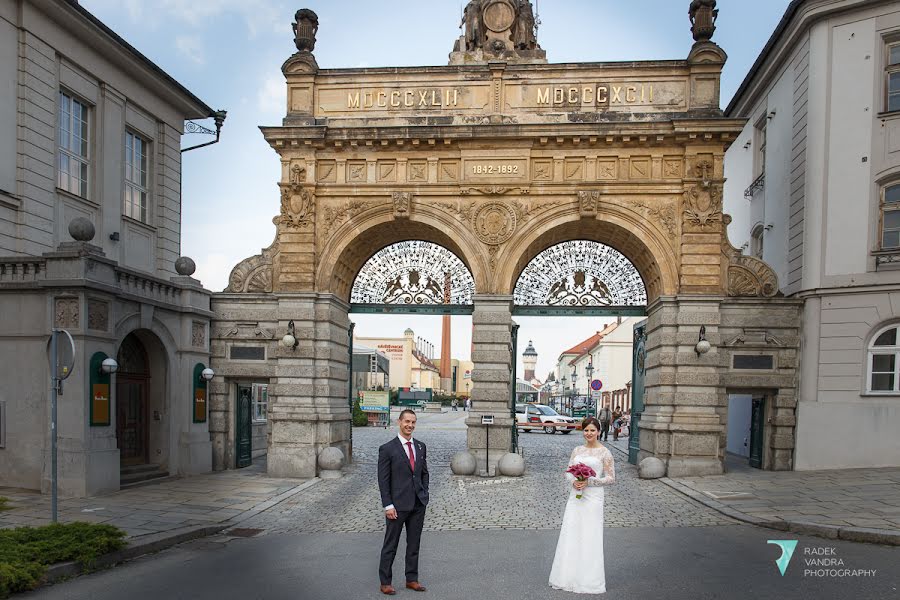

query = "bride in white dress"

[{"left": 549, "top": 417, "right": 616, "bottom": 594}]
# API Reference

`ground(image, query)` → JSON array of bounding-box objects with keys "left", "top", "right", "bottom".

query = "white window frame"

[
  {"left": 751, "top": 223, "right": 765, "bottom": 259},
  {"left": 886, "top": 39, "right": 900, "bottom": 113},
  {"left": 124, "top": 131, "right": 149, "bottom": 223},
  {"left": 251, "top": 383, "right": 268, "bottom": 423},
  {"left": 880, "top": 182, "right": 900, "bottom": 250},
  {"left": 867, "top": 324, "right": 900, "bottom": 394},
  {"left": 57, "top": 91, "right": 90, "bottom": 198},
  {"left": 753, "top": 115, "right": 767, "bottom": 179}
]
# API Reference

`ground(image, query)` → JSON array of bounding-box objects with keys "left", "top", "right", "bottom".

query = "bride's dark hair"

[{"left": 581, "top": 417, "right": 602, "bottom": 431}]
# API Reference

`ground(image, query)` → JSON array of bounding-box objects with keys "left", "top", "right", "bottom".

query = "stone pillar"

[
  {"left": 267, "top": 293, "right": 351, "bottom": 479},
  {"left": 639, "top": 296, "right": 725, "bottom": 477},
  {"left": 467, "top": 295, "right": 513, "bottom": 476}
]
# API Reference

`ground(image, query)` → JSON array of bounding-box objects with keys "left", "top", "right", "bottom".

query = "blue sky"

[{"left": 81, "top": 0, "right": 792, "bottom": 379}]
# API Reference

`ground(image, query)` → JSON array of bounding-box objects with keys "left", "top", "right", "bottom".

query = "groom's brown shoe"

[
  {"left": 380, "top": 584, "right": 396, "bottom": 595},
  {"left": 406, "top": 582, "right": 427, "bottom": 592}
]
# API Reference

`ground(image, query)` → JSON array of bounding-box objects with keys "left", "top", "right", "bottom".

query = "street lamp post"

[
  {"left": 585, "top": 358, "right": 594, "bottom": 417},
  {"left": 570, "top": 366, "right": 577, "bottom": 417},
  {"left": 559, "top": 376, "right": 567, "bottom": 414}
]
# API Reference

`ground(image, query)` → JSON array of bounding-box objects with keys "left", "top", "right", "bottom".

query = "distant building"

[
  {"left": 554, "top": 318, "right": 641, "bottom": 404},
  {"left": 432, "top": 357, "right": 475, "bottom": 398},
  {"left": 355, "top": 328, "right": 441, "bottom": 391}
]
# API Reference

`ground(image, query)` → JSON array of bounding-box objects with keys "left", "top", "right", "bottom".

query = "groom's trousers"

[{"left": 379, "top": 498, "right": 426, "bottom": 585}]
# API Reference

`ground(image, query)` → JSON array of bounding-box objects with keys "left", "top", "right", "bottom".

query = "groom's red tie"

[{"left": 406, "top": 441, "right": 415, "bottom": 471}]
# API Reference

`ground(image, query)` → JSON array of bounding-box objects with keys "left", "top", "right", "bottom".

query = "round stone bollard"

[
  {"left": 68, "top": 217, "right": 95, "bottom": 242},
  {"left": 639, "top": 456, "right": 666, "bottom": 479},
  {"left": 318, "top": 447, "right": 345, "bottom": 479},
  {"left": 497, "top": 453, "right": 525, "bottom": 477},
  {"left": 450, "top": 451, "right": 477, "bottom": 476}
]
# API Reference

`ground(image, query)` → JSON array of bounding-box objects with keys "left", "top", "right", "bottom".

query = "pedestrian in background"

[
  {"left": 598, "top": 403, "right": 611, "bottom": 441},
  {"left": 612, "top": 405, "right": 623, "bottom": 441}
]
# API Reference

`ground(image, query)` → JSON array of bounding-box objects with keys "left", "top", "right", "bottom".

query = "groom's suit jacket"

[{"left": 378, "top": 437, "right": 429, "bottom": 511}]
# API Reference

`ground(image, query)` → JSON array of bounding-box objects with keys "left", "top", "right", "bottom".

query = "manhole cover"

[{"left": 226, "top": 528, "right": 264, "bottom": 538}]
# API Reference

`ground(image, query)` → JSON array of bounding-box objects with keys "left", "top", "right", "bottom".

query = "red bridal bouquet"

[{"left": 566, "top": 463, "right": 597, "bottom": 499}]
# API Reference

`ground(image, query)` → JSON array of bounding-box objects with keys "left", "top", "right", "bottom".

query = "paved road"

[
  {"left": 25, "top": 527, "right": 898, "bottom": 599},
  {"left": 21, "top": 412, "right": 900, "bottom": 598}
]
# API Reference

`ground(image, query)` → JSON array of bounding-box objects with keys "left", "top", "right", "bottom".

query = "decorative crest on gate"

[
  {"left": 514, "top": 240, "right": 647, "bottom": 307},
  {"left": 351, "top": 241, "right": 475, "bottom": 305}
]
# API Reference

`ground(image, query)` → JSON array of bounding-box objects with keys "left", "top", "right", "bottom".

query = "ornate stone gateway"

[{"left": 211, "top": 1, "right": 801, "bottom": 478}]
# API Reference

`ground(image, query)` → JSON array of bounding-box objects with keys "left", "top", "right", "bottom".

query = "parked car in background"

[{"left": 515, "top": 403, "right": 577, "bottom": 434}]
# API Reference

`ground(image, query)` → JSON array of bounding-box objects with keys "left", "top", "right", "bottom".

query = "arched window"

[
  {"left": 868, "top": 324, "right": 900, "bottom": 393},
  {"left": 750, "top": 223, "right": 765, "bottom": 259}
]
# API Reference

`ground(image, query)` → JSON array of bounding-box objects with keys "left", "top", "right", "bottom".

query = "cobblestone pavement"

[
  {"left": 668, "top": 465, "right": 900, "bottom": 531},
  {"left": 0, "top": 463, "right": 309, "bottom": 538},
  {"left": 238, "top": 411, "right": 735, "bottom": 534}
]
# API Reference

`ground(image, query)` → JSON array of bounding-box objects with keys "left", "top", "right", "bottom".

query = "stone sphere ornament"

[
  {"left": 318, "top": 446, "right": 344, "bottom": 479},
  {"left": 175, "top": 256, "right": 197, "bottom": 276},
  {"left": 450, "top": 451, "right": 477, "bottom": 476},
  {"left": 639, "top": 456, "right": 666, "bottom": 479},
  {"left": 68, "top": 217, "right": 95, "bottom": 242},
  {"left": 497, "top": 452, "right": 525, "bottom": 477}
]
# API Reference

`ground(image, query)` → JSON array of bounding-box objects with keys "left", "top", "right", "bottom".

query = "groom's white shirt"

[{"left": 384, "top": 433, "right": 417, "bottom": 511}]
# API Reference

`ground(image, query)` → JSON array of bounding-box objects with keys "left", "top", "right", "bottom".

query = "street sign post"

[{"left": 46, "top": 329, "right": 75, "bottom": 523}]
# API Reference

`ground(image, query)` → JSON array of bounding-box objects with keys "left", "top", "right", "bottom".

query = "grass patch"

[
  {"left": 0, "top": 522, "right": 126, "bottom": 598},
  {"left": 0, "top": 498, "right": 10, "bottom": 512}
]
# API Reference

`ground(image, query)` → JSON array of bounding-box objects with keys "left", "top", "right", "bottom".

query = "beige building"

[
  {"left": 0, "top": 0, "right": 221, "bottom": 496},
  {"left": 433, "top": 357, "right": 476, "bottom": 398},
  {"left": 355, "top": 329, "right": 441, "bottom": 391},
  {"left": 724, "top": 0, "right": 900, "bottom": 469},
  {"left": 553, "top": 318, "right": 639, "bottom": 400},
  {"left": 213, "top": 2, "right": 800, "bottom": 478}
]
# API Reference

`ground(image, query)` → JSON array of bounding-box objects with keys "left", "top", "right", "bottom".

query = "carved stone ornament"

[
  {"left": 322, "top": 200, "right": 368, "bottom": 238},
  {"left": 279, "top": 165, "right": 314, "bottom": 229},
  {"left": 683, "top": 184, "right": 723, "bottom": 229},
  {"left": 472, "top": 202, "right": 517, "bottom": 245},
  {"left": 392, "top": 192, "right": 412, "bottom": 219},
  {"left": 460, "top": 187, "right": 529, "bottom": 196},
  {"left": 578, "top": 190, "right": 600, "bottom": 217},
  {"left": 293, "top": 9, "right": 319, "bottom": 53},
  {"left": 219, "top": 323, "right": 276, "bottom": 340},
  {"left": 54, "top": 297, "right": 79, "bottom": 328},
  {"left": 689, "top": 0, "right": 718, "bottom": 43},
  {"left": 226, "top": 238, "right": 277, "bottom": 293},
  {"left": 87, "top": 299, "right": 109, "bottom": 331},
  {"left": 724, "top": 329, "right": 785, "bottom": 348},
  {"left": 622, "top": 199, "right": 678, "bottom": 240},
  {"left": 453, "top": 0, "right": 544, "bottom": 62},
  {"left": 192, "top": 321, "right": 206, "bottom": 347},
  {"left": 722, "top": 233, "right": 779, "bottom": 298}
]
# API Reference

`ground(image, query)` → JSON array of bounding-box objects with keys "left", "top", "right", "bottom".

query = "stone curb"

[
  {"left": 656, "top": 476, "right": 900, "bottom": 547},
  {"left": 40, "top": 477, "right": 323, "bottom": 586}
]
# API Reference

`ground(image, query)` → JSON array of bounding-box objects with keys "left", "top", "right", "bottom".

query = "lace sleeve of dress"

[
  {"left": 588, "top": 447, "right": 616, "bottom": 486},
  {"left": 565, "top": 447, "right": 580, "bottom": 483}
]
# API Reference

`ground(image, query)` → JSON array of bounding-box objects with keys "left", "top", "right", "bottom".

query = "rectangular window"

[
  {"left": 124, "top": 132, "right": 149, "bottom": 222},
  {"left": 870, "top": 354, "right": 896, "bottom": 391},
  {"left": 252, "top": 383, "right": 268, "bottom": 423},
  {"left": 887, "top": 42, "right": 900, "bottom": 112},
  {"left": 58, "top": 91, "right": 89, "bottom": 198},
  {"left": 753, "top": 116, "right": 767, "bottom": 179},
  {"left": 881, "top": 184, "right": 900, "bottom": 249}
]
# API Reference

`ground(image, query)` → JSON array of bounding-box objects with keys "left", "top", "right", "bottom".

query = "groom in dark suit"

[{"left": 377, "top": 409, "right": 429, "bottom": 595}]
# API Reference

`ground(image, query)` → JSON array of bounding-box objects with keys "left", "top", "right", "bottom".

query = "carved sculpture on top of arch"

[
  {"left": 225, "top": 237, "right": 277, "bottom": 294},
  {"left": 720, "top": 216, "right": 779, "bottom": 298}
]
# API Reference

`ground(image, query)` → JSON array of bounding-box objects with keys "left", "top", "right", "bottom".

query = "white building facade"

[
  {"left": 0, "top": 0, "right": 220, "bottom": 495},
  {"left": 724, "top": 0, "right": 900, "bottom": 469}
]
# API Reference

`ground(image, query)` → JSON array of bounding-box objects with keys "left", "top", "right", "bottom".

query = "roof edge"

[{"left": 59, "top": 0, "right": 214, "bottom": 118}]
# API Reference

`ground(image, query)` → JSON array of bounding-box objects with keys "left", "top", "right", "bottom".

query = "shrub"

[
  {"left": 0, "top": 522, "right": 126, "bottom": 598},
  {"left": 351, "top": 398, "right": 368, "bottom": 427}
]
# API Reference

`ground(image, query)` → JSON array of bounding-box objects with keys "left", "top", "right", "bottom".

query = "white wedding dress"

[{"left": 548, "top": 445, "right": 616, "bottom": 594}]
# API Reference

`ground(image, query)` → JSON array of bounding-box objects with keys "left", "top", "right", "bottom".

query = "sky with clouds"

[{"left": 80, "top": 0, "right": 792, "bottom": 381}]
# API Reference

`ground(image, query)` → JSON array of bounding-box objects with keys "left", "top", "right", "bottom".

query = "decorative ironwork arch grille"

[
  {"left": 514, "top": 241, "right": 647, "bottom": 307},
  {"left": 351, "top": 241, "right": 475, "bottom": 305}
]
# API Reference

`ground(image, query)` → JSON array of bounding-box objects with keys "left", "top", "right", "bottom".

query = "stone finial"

[
  {"left": 293, "top": 9, "right": 319, "bottom": 53},
  {"left": 68, "top": 217, "right": 95, "bottom": 242},
  {"left": 175, "top": 256, "right": 197, "bottom": 277},
  {"left": 689, "top": 0, "right": 718, "bottom": 43}
]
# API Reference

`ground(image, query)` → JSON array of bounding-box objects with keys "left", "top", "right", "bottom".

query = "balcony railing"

[{"left": 744, "top": 172, "right": 765, "bottom": 199}]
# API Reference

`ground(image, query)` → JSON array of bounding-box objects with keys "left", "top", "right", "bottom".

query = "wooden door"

[{"left": 117, "top": 377, "right": 148, "bottom": 466}]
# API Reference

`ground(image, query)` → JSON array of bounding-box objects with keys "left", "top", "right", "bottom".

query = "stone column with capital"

[{"left": 467, "top": 295, "right": 514, "bottom": 476}]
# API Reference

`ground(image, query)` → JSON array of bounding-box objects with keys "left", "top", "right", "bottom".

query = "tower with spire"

[{"left": 522, "top": 340, "right": 538, "bottom": 383}]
